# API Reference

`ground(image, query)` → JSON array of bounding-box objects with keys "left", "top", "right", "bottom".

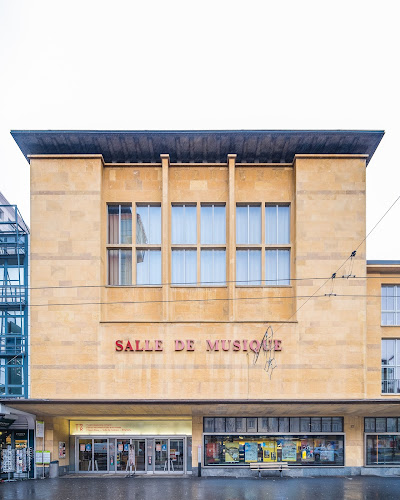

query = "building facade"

[{"left": 5, "top": 129, "right": 400, "bottom": 476}]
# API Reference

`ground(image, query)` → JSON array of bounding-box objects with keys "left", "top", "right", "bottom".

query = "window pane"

[
  {"left": 277, "top": 249, "right": 290, "bottom": 285},
  {"left": 120, "top": 250, "right": 132, "bottom": 285},
  {"left": 172, "top": 250, "right": 184, "bottom": 284},
  {"left": 120, "top": 206, "right": 132, "bottom": 244},
  {"left": 108, "top": 250, "right": 119, "bottom": 285},
  {"left": 172, "top": 205, "right": 196, "bottom": 244},
  {"left": 149, "top": 206, "right": 161, "bottom": 244},
  {"left": 249, "top": 205, "right": 261, "bottom": 244},
  {"left": 172, "top": 250, "right": 196, "bottom": 284},
  {"left": 108, "top": 206, "right": 119, "bottom": 244},
  {"left": 265, "top": 206, "right": 277, "bottom": 244},
  {"left": 236, "top": 250, "right": 261, "bottom": 286},
  {"left": 278, "top": 205, "right": 290, "bottom": 244},
  {"left": 171, "top": 206, "right": 184, "bottom": 244},
  {"left": 201, "top": 206, "right": 213, "bottom": 244},
  {"left": 236, "top": 206, "right": 248, "bottom": 244},
  {"left": 213, "top": 205, "right": 226, "bottom": 244},
  {"left": 236, "top": 250, "right": 248, "bottom": 285},
  {"left": 185, "top": 250, "right": 197, "bottom": 284},
  {"left": 266, "top": 250, "right": 277, "bottom": 285},
  {"left": 201, "top": 250, "right": 226, "bottom": 285},
  {"left": 8, "top": 366, "right": 22, "bottom": 385},
  {"left": 137, "top": 250, "right": 161, "bottom": 286}
]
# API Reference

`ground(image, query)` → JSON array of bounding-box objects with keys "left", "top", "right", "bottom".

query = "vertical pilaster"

[
  {"left": 228, "top": 154, "right": 236, "bottom": 321},
  {"left": 161, "top": 154, "right": 170, "bottom": 321}
]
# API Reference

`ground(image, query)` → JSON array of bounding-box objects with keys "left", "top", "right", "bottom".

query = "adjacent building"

[
  {"left": 0, "top": 192, "right": 33, "bottom": 478},
  {"left": 4, "top": 129, "right": 400, "bottom": 476}
]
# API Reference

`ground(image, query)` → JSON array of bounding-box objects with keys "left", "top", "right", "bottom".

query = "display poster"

[
  {"left": 85, "top": 443, "right": 92, "bottom": 452},
  {"left": 282, "top": 441, "right": 297, "bottom": 462},
  {"left": 225, "top": 442, "right": 240, "bottom": 463},
  {"left": 35, "top": 451, "right": 43, "bottom": 464},
  {"left": 59, "top": 442, "right": 66, "bottom": 459},
  {"left": 320, "top": 450, "right": 335, "bottom": 462},
  {"left": 301, "top": 440, "right": 314, "bottom": 462},
  {"left": 128, "top": 444, "right": 136, "bottom": 467},
  {"left": 36, "top": 420, "right": 44, "bottom": 438},
  {"left": 118, "top": 444, "right": 123, "bottom": 452},
  {"left": 43, "top": 451, "right": 51, "bottom": 464},
  {"left": 170, "top": 448, "right": 176, "bottom": 460},
  {"left": 244, "top": 442, "right": 258, "bottom": 462},
  {"left": 124, "top": 444, "right": 129, "bottom": 452},
  {"left": 206, "top": 442, "right": 218, "bottom": 459},
  {"left": 80, "top": 444, "right": 85, "bottom": 452},
  {"left": 161, "top": 444, "right": 167, "bottom": 451},
  {"left": 262, "top": 441, "right": 277, "bottom": 462},
  {"left": 156, "top": 444, "right": 161, "bottom": 452}
]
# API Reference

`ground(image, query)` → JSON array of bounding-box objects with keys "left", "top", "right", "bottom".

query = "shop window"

[
  {"left": 381, "top": 339, "right": 400, "bottom": 393},
  {"left": 382, "top": 285, "right": 400, "bottom": 326},
  {"left": 204, "top": 435, "right": 344, "bottom": 466},
  {"left": 364, "top": 417, "right": 400, "bottom": 433},
  {"left": 366, "top": 435, "right": 400, "bottom": 466},
  {"left": 236, "top": 204, "right": 291, "bottom": 286}
]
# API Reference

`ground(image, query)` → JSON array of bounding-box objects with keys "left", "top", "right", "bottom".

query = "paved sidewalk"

[{"left": 2, "top": 476, "right": 400, "bottom": 500}]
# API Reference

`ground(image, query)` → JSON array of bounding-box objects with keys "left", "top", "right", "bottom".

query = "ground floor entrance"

[{"left": 76, "top": 436, "right": 187, "bottom": 474}]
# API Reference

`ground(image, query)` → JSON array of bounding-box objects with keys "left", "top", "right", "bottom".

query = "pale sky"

[{"left": 0, "top": 0, "right": 399, "bottom": 259}]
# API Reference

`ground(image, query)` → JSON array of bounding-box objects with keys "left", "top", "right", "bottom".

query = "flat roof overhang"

[
  {"left": 3, "top": 399, "right": 400, "bottom": 419},
  {"left": 11, "top": 130, "right": 384, "bottom": 165}
]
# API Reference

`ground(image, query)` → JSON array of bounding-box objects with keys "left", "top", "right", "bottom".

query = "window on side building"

[
  {"left": 382, "top": 285, "right": 400, "bottom": 326},
  {"left": 381, "top": 339, "right": 400, "bottom": 394}
]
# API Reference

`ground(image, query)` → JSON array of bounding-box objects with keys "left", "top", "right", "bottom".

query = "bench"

[{"left": 249, "top": 462, "right": 289, "bottom": 477}]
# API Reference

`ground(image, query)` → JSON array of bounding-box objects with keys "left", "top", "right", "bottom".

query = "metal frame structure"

[{"left": 0, "top": 204, "right": 29, "bottom": 398}]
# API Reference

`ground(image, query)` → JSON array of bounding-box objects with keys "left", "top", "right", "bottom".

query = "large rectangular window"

[
  {"left": 381, "top": 339, "right": 400, "bottom": 393},
  {"left": 366, "top": 435, "right": 400, "bottom": 466},
  {"left": 236, "top": 203, "right": 291, "bottom": 286},
  {"left": 382, "top": 285, "right": 400, "bottom": 326},
  {"left": 204, "top": 435, "right": 344, "bottom": 466},
  {"left": 136, "top": 204, "right": 162, "bottom": 285},
  {"left": 172, "top": 203, "right": 226, "bottom": 285},
  {"left": 107, "top": 203, "right": 161, "bottom": 286}
]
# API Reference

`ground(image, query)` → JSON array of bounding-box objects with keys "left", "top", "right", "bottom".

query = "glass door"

[
  {"left": 154, "top": 439, "right": 168, "bottom": 472},
  {"left": 132, "top": 439, "right": 146, "bottom": 471},
  {"left": 116, "top": 439, "right": 130, "bottom": 471},
  {"left": 93, "top": 439, "right": 108, "bottom": 471},
  {"left": 78, "top": 439, "right": 92, "bottom": 472},
  {"left": 169, "top": 439, "right": 184, "bottom": 472}
]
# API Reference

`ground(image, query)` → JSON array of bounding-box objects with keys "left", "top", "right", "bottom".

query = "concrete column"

[
  {"left": 161, "top": 154, "right": 170, "bottom": 321},
  {"left": 228, "top": 154, "right": 236, "bottom": 321}
]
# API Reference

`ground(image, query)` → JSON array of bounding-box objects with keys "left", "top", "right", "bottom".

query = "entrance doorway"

[{"left": 77, "top": 436, "right": 186, "bottom": 474}]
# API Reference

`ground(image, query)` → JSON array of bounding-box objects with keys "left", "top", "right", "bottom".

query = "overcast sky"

[{"left": 0, "top": 0, "right": 398, "bottom": 259}]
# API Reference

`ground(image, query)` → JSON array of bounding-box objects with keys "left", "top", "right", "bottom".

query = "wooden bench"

[{"left": 249, "top": 462, "right": 289, "bottom": 477}]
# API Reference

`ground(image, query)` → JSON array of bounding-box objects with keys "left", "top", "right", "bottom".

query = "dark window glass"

[
  {"left": 321, "top": 418, "right": 332, "bottom": 432},
  {"left": 258, "top": 418, "right": 269, "bottom": 432},
  {"left": 279, "top": 418, "right": 289, "bottom": 433},
  {"left": 204, "top": 418, "right": 214, "bottom": 433},
  {"left": 364, "top": 418, "right": 376, "bottom": 433},
  {"left": 247, "top": 418, "right": 257, "bottom": 432},
  {"left": 311, "top": 418, "right": 322, "bottom": 432},
  {"left": 332, "top": 418, "right": 343, "bottom": 432},
  {"left": 387, "top": 418, "right": 397, "bottom": 432},
  {"left": 300, "top": 418, "right": 310, "bottom": 432},
  {"left": 376, "top": 418, "right": 386, "bottom": 432},
  {"left": 366, "top": 435, "right": 400, "bottom": 465},
  {"left": 226, "top": 418, "right": 236, "bottom": 433},
  {"left": 236, "top": 418, "right": 246, "bottom": 432},
  {"left": 268, "top": 418, "right": 279, "bottom": 432},
  {"left": 290, "top": 418, "right": 300, "bottom": 433},
  {"left": 214, "top": 418, "right": 226, "bottom": 433}
]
